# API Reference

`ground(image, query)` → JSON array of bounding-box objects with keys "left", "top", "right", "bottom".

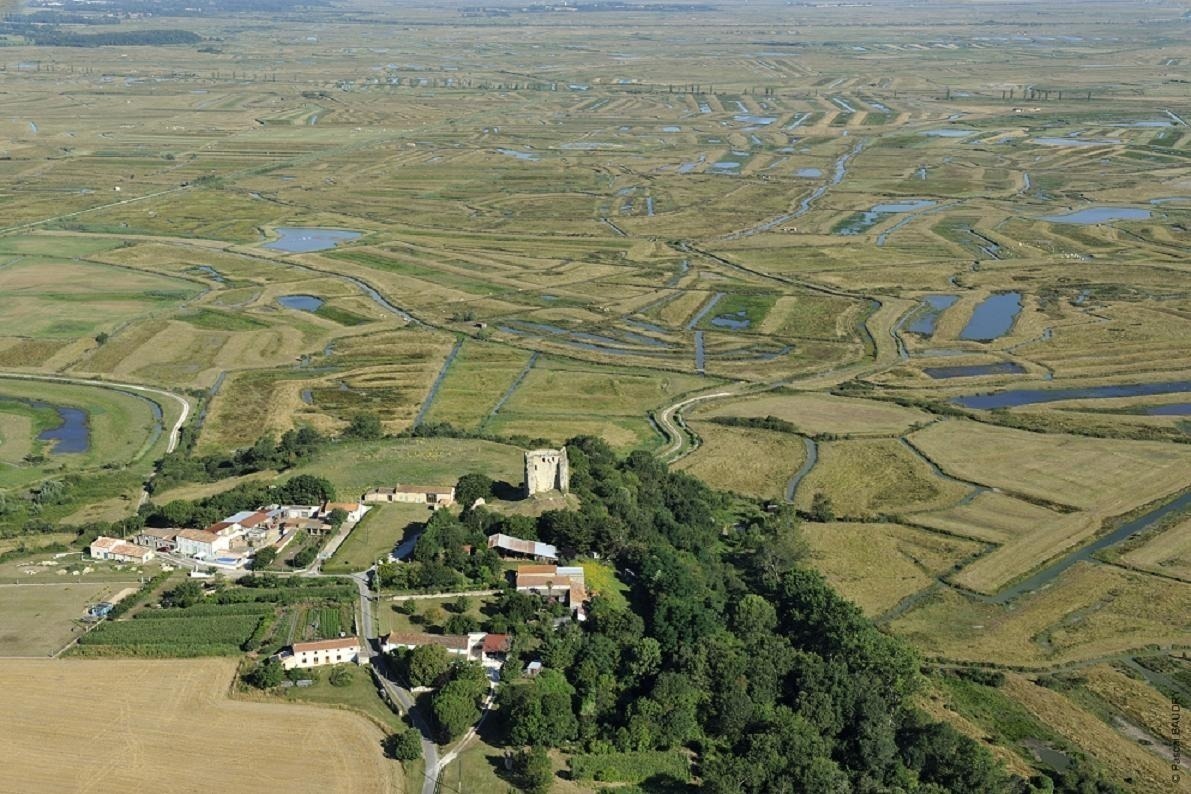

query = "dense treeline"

[
  {"left": 0, "top": 23, "right": 202, "bottom": 46},
  {"left": 482, "top": 437, "right": 1047, "bottom": 792},
  {"left": 153, "top": 426, "right": 327, "bottom": 490},
  {"left": 141, "top": 473, "right": 336, "bottom": 529}
]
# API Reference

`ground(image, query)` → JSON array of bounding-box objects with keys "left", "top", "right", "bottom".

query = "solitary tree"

[
  {"left": 344, "top": 412, "right": 384, "bottom": 440},
  {"left": 810, "top": 492, "right": 835, "bottom": 523},
  {"left": 455, "top": 473, "right": 494, "bottom": 507},
  {"left": 385, "top": 728, "right": 423, "bottom": 761}
]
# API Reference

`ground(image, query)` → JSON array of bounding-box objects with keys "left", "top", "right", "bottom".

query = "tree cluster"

[{"left": 484, "top": 436, "right": 1018, "bottom": 793}]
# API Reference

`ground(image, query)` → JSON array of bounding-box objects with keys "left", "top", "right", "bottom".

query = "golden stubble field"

[{"left": 0, "top": 658, "right": 401, "bottom": 794}]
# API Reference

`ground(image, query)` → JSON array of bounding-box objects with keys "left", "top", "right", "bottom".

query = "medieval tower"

[{"left": 524, "top": 447, "right": 569, "bottom": 497}]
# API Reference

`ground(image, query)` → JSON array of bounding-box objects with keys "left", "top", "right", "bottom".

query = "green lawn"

[
  {"left": 278, "top": 663, "right": 406, "bottom": 732},
  {"left": 323, "top": 503, "right": 432, "bottom": 574},
  {"left": 377, "top": 595, "right": 495, "bottom": 635},
  {"left": 288, "top": 437, "right": 524, "bottom": 497}
]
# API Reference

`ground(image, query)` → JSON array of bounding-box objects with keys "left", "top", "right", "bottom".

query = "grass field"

[
  {"left": 908, "top": 421, "right": 1191, "bottom": 513},
  {"left": 324, "top": 502, "right": 431, "bottom": 573},
  {"left": 802, "top": 522, "right": 985, "bottom": 616},
  {"left": 0, "top": 581, "right": 130, "bottom": 656},
  {"left": 697, "top": 391, "right": 932, "bottom": 436},
  {"left": 288, "top": 437, "right": 523, "bottom": 497},
  {"left": 0, "top": 658, "right": 402, "bottom": 793},
  {"left": 1120, "top": 517, "right": 1191, "bottom": 582},
  {"left": 794, "top": 438, "right": 969, "bottom": 517},
  {"left": 0, "top": 377, "right": 167, "bottom": 491},
  {"left": 891, "top": 562, "right": 1190, "bottom": 666},
  {"left": 675, "top": 421, "right": 805, "bottom": 499}
]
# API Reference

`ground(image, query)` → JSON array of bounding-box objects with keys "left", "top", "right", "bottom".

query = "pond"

[
  {"left": 496, "top": 148, "right": 539, "bottom": 161},
  {"left": 277, "top": 294, "right": 325, "bottom": 312},
  {"left": 836, "top": 199, "right": 936, "bottom": 236},
  {"left": 1144, "top": 403, "right": 1191, "bottom": 416},
  {"left": 263, "top": 227, "right": 362, "bottom": 253},
  {"left": 1040, "top": 207, "right": 1151, "bottom": 224},
  {"left": 2, "top": 397, "right": 92, "bottom": 454},
  {"left": 959, "top": 292, "right": 1021, "bottom": 341},
  {"left": 795, "top": 167, "right": 822, "bottom": 178},
  {"left": 39, "top": 405, "right": 89, "bottom": 454},
  {"left": 921, "top": 128, "right": 977, "bottom": 138},
  {"left": 924, "top": 362, "right": 1026, "bottom": 379},
  {"left": 900, "top": 295, "right": 957, "bottom": 335},
  {"left": 1032, "top": 137, "right": 1121, "bottom": 147},
  {"left": 710, "top": 310, "right": 751, "bottom": 330},
  {"left": 952, "top": 379, "right": 1191, "bottom": 410}
]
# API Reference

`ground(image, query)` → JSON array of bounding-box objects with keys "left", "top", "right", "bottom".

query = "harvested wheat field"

[{"left": 0, "top": 658, "right": 401, "bottom": 794}]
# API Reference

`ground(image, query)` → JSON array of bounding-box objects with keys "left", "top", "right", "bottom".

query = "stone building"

[{"left": 524, "top": 447, "right": 569, "bottom": 497}]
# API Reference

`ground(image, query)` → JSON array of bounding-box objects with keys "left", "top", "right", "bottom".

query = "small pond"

[
  {"left": 836, "top": 199, "right": 936, "bottom": 236},
  {"left": 1040, "top": 207, "right": 1151, "bottom": 224},
  {"left": 264, "top": 227, "right": 362, "bottom": 253},
  {"left": 959, "top": 292, "right": 1022, "bottom": 341},
  {"left": 924, "top": 362, "right": 1026, "bottom": 379},
  {"left": 710, "top": 310, "right": 751, "bottom": 330},
  {"left": 1032, "top": 137, "right": 1121, "bottom": 147},
  {"left": 795, "top": 167, "right": 822, "bottom": 178},
  {"left": 921, "top": 128, "right": 977, "bottom": 138},
  {"left": 496, "top": 148, "right": 539, "bottom": 161},
  {"left": 905, "top": 296, "right": 962, "bottom": 338},
  {"left": 277, "top": 294, "right": 325, "bottom": 312},
  {"left": 40, "top": 406, "right": 89, "bottom": 454},
  {"left": 2, "top": 397, "right": 91, "bottom": 454}
]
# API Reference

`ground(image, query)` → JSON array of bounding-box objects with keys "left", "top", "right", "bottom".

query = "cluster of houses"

[
  {"left": 89, "top": 501, "right": 367, "bottom": 569},
  {"left": 275, "top": 555, "right": 588, "bottom": 673}
]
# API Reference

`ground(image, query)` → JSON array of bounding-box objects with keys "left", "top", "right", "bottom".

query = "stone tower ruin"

[{"left": 524, "top": 447, "right": 569, "bottom": 497}]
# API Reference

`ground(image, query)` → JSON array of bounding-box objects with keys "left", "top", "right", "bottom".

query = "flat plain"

[
  {"left": 0, "top": 658, "right": 402, "bottom": 793},
  {"left": 0, "top": 0, "right": 1187, "bottom": 787}
]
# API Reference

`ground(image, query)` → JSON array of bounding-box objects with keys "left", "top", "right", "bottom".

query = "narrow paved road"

[{"left": 350, "top": 574, "right": 441, "bottom": 794}]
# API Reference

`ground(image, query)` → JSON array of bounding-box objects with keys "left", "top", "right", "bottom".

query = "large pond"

[
  {"left": 1040, "top": 207, "right": 1151, "bottom": 224},
  {"left": 836, "top": 199, "right": 936, "bottom": 236},
  {"left": 1, "top": 397, "right": 91, "bottom": 454},
  {"left": 1144, "top": 403, "right": 1191, "bottom": 416},
  {"left": 959, "top": 292, "right": 1022, "bottom": 341},
  {"left": 277, "top": 294, "right": 325, "bottom": 312},
  {"left": 906, "top": 295, "right": 959, "bottom": 336},
  {"left": 953, "top": 379, "right": 1191, "bottom": 410},
  {"left": 264, "top": 227, "right": 362, "bottom": 253}
]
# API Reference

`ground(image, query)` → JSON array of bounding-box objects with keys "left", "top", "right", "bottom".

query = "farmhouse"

[
  {"left": 381, "top": 631, "right": 485, "bottom": 662},
  {"left": 363, "top": 484, "right": 455, "bottom": 507},
  {"left": 133, "top": 528, "right": 178, "bottom": 551},
  {"left": 89, "top": 536, "right": 155, "bottom": 564},
  {"left": 322, "top": 501, "right": 367, "bottom": 522},
  {"left": 487, "top": 533, "right": 558, "bottom": 563},
  {"left": 481, "top": 633, "right": 511, "bottom": 667},
  {"left": 515, "top": 564, "right": 587, "bottom": 620},
  {"left": 278, "top": 637, "right": 367, "bottom": 670},
  {"left": 175, "top": 529, "right": 230, "bottom": 559}
]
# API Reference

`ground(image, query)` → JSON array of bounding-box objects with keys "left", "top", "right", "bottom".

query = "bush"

[
  {"left": 385, "top": 728, "right": 423, "bottom": 761},
  {"left": 245, "top": 658, "right": 284, "bottom": 689},
  {"left": 329, "top": 665, "right": 353, "bottom": 687}
]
